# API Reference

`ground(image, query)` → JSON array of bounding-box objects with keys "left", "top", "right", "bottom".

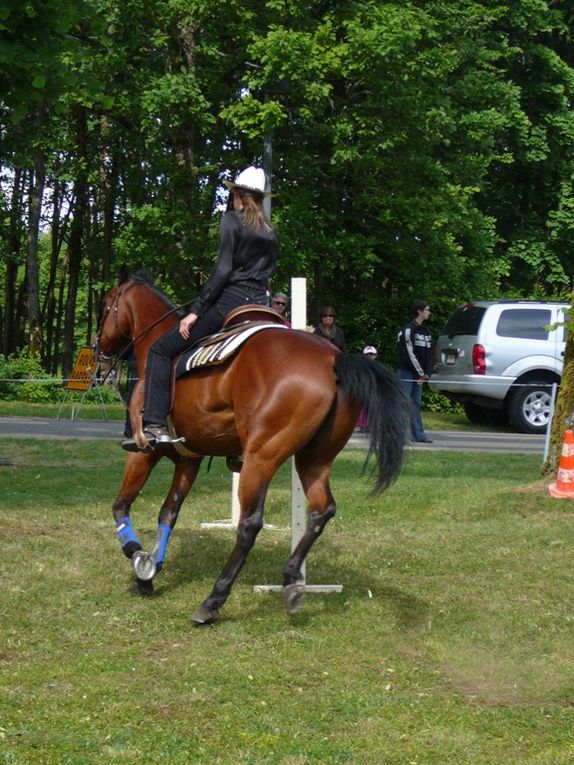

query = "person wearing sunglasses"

[
  {"left": 313, "top": 305, "right": 347, "bottom": 352},
  {"left": 271, "top": 291, "right": 291, "bottom": 327}
]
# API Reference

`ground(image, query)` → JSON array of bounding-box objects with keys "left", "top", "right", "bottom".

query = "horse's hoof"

[
  {"left": 191, "top": 605, "right": 220, "bottom": 626},
  {"left": 283, "top": 581, "right": 306, "bottom": 615},
  {"left": 128, "top": 578, "right": 154, "bottom": 597},
  {"left": 132, "top": 551, "right": 156, "bottom": 581}
]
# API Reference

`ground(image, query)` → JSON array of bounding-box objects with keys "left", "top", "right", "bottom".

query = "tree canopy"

[{"left": 1, "top": 0, "right": 573, "bottom": 375}]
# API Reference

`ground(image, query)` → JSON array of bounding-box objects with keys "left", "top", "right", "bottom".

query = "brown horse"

[{"left": 95, "top": 272, "right": 410, "bottom": 624}]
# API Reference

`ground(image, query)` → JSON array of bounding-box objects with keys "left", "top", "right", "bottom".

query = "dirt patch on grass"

[
  {"left": 441, "top": 654, "right": 571, "bottom": 707},
  {"left": 513, "top": 480, "right": 552, "bottom": 496}
]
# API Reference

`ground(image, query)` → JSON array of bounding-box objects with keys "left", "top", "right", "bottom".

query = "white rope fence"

[{"left": 0, "top": 377, "right": 562, "bottom": 388}]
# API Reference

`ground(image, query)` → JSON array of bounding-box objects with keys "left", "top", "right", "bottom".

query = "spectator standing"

[
  {"left": 397, "top": 300, "right": 434, "bottom": 443},
  {"left": 314, "top": 305, "right": 347, "bottom": 352},
  {"left": 357, "top": 345, "right": 378, "bottom": 432},
  {"left": 271, "top": 291, "right": 291, "bottom": 327}
]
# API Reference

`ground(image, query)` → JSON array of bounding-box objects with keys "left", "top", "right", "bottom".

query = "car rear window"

[
  {"left": 496, "top": 309, "right": 551, "bottom": 340},
  {"left": 443, "top": 305, "right": 487, "bottom": 336}
]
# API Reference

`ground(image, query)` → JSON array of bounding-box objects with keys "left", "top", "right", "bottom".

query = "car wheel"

[{"left": 508, "top": 382, "right": 552, "bottom": 434}]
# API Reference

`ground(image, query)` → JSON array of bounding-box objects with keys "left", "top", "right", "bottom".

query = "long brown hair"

[{"left": 234, "top": 189, "right": 273, "bottom": 232}]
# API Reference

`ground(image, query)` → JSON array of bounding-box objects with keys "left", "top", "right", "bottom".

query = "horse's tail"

[{"left": 334, "top": 354, "right": 411, "bottom": 494}]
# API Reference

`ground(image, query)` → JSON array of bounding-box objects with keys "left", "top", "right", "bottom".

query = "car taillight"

[{"left": 472, "top": 344, "right": 486, "bottom": 374}]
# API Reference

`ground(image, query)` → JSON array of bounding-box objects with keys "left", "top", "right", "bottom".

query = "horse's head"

[
  {"left": 94, "top": 271, "right": 182, "bottom": 362},
  {"left": 94, "top": 282, "right": 134, "bottom": 360}
]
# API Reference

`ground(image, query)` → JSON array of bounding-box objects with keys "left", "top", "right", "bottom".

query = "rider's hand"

[{"left": 179, "top": 312, "right": 198, "bottom": 339}]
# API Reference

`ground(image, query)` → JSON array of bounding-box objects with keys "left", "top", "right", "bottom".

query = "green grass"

[
  {"left": 1, "top": 441, "right": 573, "bottom": 764},
  {"left": 0, "top": 400, "right": 127, "bottom": 420}
]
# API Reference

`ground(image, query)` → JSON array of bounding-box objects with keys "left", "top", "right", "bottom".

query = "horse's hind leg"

[
  {"left": 131, "top": 457, "right": 202, "bottom": 584},
  {"left": 281, "top": 456, "right": 337, "bottom": 615},
  {"left": 191, "top": 463, "right": 273, "bottom": 626}
]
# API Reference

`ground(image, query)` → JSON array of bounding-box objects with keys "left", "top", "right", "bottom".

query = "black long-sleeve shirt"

[
  {"left": 397, "top": 320, "right": 433, "bottom": 378},
  {"left": 313, "top": 324, "right": 347, "bottom": 352},
  {"left": 189, "top": 210, "right": 279, "bottom": 316}
]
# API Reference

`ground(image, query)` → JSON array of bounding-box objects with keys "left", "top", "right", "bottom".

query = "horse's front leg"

[
  {"left": 191, "top": 464, "right": 270, "bottom": 626},
  {"left": 113, "top": 451, "right": 162, "bottom": 557},
  {"left": 131, "top": 457, "right": 202, "bottom": 585},
  {"left": 113, "top": 451, "right": 162, "bottom": 596}
]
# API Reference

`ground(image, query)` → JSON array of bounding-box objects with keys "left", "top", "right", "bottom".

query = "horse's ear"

[
  {"left": 117, "top": 264, "right": 130, "bottom": 285},
  {"left": 133, "top": 268, "right": 156, "bottom": 285}
]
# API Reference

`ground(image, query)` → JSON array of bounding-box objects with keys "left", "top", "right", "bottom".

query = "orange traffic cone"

[{"left": 549, "top": 429, "right": 574, "bottom": 498}]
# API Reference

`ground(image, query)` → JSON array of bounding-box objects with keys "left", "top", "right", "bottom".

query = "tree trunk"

[
  {"left": 26, "top": 147, "right": 46, "bottom": 357},
  {"left": 62, "top": 107, "right": 89, "bottom": 379},
  {"left": 541, "top": 293, "right": 574, "bottom": 476},
  {"left": 42, "top": 177, "right": 68, "bottom": 371},
  {"left": 3, "top": 168, "right": 25, "bottom": 356},
  {"left": 101, "top": 135, "right": 118, "bottom": 285},
  {"left": 15, "top": 265, "right": 28, "bottom": 351},
  {"left": 52, "top": 253, "right": 68, "bottom": 376}
]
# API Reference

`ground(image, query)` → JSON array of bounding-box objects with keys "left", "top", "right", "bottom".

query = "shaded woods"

[{"left": 2, "top": 0, "right": 574, "bottom": 379}]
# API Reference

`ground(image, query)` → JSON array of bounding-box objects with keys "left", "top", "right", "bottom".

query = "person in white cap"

[
  {"left": 357, "top": 345, "right": 379, "bottom": 431},
  {"left": 124, "top": 166, "right": 279, "bottom": 450},
  {"left": 362, "top": 345, "right": 378, "bottom": 360}
]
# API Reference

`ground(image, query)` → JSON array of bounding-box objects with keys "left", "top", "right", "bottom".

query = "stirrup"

[{"left": 144, "top": 424, "right": 185, "bottom": 446}]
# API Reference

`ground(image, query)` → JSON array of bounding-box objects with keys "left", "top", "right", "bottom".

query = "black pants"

[{"left": 143, "top": 286, "right": 267, "bottom": 426}]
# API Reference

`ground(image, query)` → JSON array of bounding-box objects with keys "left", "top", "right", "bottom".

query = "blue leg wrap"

[
  {"left": 115, "top": 517, "right": 140, "bottom": 548},
  {"left": 151, "top": 524, "right": 172, "bottom": 565}
]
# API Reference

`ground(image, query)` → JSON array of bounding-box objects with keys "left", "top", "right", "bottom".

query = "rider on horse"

[{"left": 123, "top": 166, "right": 279, "bottom": 451}]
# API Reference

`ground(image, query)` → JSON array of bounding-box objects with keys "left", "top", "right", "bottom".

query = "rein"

[{"left": 97, "top": 281, "right": 186, "bottom": 384}]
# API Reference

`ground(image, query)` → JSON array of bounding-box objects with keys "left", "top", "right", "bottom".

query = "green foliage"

[
  {"left": 0, "top": 350, "right": 61, "bottom": 402},
  {"left": 3, "top": 0, "right": 574, "bottom": 370},
  {"left": 422, "top": 387, "right": 464, "bottom": 415},
  {"left": 0, "top": 351, "right": 122, "bottom": 404}
]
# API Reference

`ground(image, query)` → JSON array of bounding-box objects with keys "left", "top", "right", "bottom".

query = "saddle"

[
  {"left": 175, "top": 304, "right": 289, "bottom": 379},
  {"left": 127, "top": 306, "right": 289, "bottom": 459},
  {"left": 166, "top": 305, "right": 289, "bottom": 459}
]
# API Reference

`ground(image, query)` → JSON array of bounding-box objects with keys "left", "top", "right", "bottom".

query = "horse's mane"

[{"left": 129, "top": 270, "right": 185, "bottom": 318}]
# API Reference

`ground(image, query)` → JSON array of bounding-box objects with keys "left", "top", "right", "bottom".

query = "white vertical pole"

[
  {"left": 290, "top": 277, "right": 307, "bottom": 579},
  {"left": 254, "top": 276, "right": 343, "bottom": 594},
  {"left": 231, "top": 472, "right": 241, "bottom": 527}
]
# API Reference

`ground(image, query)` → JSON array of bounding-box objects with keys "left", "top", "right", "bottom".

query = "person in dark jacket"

[
  {"left": 125, "top": 166, "right": 279, "bottom": 450},
  {"left": 397, "top": 299, "right": 433, "bottom": 443},
  {"left": 313, "top": 305, "right": 347, "bottom": 352}
]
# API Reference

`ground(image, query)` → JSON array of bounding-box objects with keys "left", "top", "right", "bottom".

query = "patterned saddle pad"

[{"left": 175, "top": 321, "right": 290, "bottom": 379}]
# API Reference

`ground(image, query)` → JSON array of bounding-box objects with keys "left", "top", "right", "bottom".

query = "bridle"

[
  {"left": 95, "top": 280, "right": 186, "bottom": 383},
  {"left": 100, "top": 283, "right": 132, "bottom": 342}
]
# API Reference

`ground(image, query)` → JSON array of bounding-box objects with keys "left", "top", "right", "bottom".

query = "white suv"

[{"left": 429, "top": 301, "right": 569, "bottom": 434}]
